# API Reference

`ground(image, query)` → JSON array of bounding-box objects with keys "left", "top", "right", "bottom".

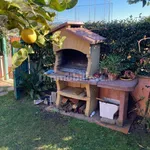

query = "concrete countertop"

[
  {"left": 45, "top": 73, "right": 138, "bottom": 91},
  {"left": 97, "top": 78, "right": 138, "bottom": 91}
]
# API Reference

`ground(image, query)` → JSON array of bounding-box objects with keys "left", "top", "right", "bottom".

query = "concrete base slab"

[
  {"left": 45, "top": 106, "right": 136, "bottom": 134},
  {"left": 100, "top": 117, "right": 116, "bottom": 125}
]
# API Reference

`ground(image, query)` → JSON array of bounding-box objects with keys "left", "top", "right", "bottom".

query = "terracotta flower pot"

[
  {"left": 108, "top": 73, "right": 118, "bottom": 81},
  {"left": 131, "top": 75, "right": 150, "bottom": 117},
  {"left": 103, "top": 68, "right": 108, "bottom": 74}
]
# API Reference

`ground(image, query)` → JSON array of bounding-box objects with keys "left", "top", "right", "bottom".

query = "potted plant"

[
  {"left": 137, "top": 57, "right": 150, "bottom": 77},
  {"left": 100, "top": 54, "right": 127, "bottom": 80},
  {"left": 120, "top": 70, "right": 136, "bottom": 80}
]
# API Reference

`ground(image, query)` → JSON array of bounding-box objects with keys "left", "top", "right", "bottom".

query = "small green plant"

[
  {"left": 19, "top": 61, "right": 56, "bottom": 100},
  {"left": 138, "top": 93, "right": 150, "bottom": 132},
  {"left": 18, "top": 41, "right": 56, "bottom": 100},
  {"left": 100, "top": 54, "right": 128, "bottom": 75},
  {"left": 142, "top": 96, "right": 150, "bottom": 132}
]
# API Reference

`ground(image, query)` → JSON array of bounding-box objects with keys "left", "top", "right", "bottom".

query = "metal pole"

[
  {"left": 2, "top": 37, "right": 9, "bottom": 80},
  {"left": 111, "top": 2, "right": 113, "bottom": 21},
  {"left": 104, "top": 0, "right": 106, "bottom": 21},
  {"left": 0, "top": 55, "right": 4, "bottom": 80},
  {"left": 94, "top": 0, "right": 96, "bottom": 22},
  {"left": 75, "top": 7, "right": 77, "bottom": 21},
  {"left": 89, "top": 0, "right": 91, "bottom": 22},
  {"left": 108, "top": 0, "right": 111, "bottom": 22}
]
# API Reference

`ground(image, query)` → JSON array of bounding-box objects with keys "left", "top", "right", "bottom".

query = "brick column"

[{"left": 116, "top": 91, "right": 129, "bottom": 126}]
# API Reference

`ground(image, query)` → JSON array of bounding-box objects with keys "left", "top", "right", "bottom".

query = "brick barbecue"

[
  {"left": 46, "top": 22, "right": 138, "bottom": 132},
  {"left": 51, "top": 21, "right": 105, "bottom": 116}
]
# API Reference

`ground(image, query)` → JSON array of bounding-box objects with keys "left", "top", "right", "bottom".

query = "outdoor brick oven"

[
  {"left": 53, "top": 22, "right": 105, "bottom": 78},
  {"left": 46, "top": 21, "right": 138, "bottom": 133},
  {"left": 51, "top": 22, "right": 105, "bottom": 116}
]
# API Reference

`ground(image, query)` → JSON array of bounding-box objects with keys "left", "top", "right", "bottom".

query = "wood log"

[
  {"left": 72, "top": 104, "right": 78, "bottom": 110},
  {"left": 66, "top": 103, "right": 73, "bottom": 112},
  {"left": 61, "top": 97, "right": 68, "bottom": 105},
  {"left": 69, "top": 98, "right": 79, "bottom": 104},
  {"left": 63, "top": 102, "right": 73, "bottom": 112},
  {"left": 62, "top": 102, "right": 70, "bottom": 111},
  {"left": 73, "top": 101, "right": 85, "bottom": 112},
  {"left": 78, "top": 104, "right": 86, "bottom": 114}
]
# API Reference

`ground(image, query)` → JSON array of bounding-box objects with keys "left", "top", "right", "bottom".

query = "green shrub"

[
  {"left": 100, "top": 54, "right": 129, "bottom": 75},
  {"left": 85, "top": 16, "right": 150, "bottom": 57},
  {"left": 18, "top": 39, "right": 56, "bottom": 100}
]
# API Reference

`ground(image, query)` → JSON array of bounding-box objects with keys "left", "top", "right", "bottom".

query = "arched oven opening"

[{"left": 57, "top": 49, "right": 88, "bottom": 76}]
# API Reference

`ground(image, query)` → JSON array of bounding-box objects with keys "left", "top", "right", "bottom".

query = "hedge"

[{"left": 84, "top": 16, "right": 150, "bottom": 57}]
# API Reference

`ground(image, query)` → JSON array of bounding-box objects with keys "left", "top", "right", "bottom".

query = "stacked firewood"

[{"left": 61, "top": 97, "right": 86, "bottom": 114}]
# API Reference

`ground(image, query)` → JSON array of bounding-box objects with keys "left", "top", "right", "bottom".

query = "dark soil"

[{"left": 42, "top": 111, "right": 69, "bottom": 125}]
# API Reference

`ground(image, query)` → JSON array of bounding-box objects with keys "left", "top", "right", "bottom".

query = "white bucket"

[{"left": 99, "top": 101, "right": 119, "bottom": 120}]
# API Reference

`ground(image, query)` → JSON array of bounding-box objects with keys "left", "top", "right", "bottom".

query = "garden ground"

[{"left": 0, "top": 92, "right": 150, "bottom": 150}]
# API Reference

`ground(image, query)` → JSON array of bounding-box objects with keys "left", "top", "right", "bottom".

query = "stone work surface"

[{"left": 0, "top": 80, "right": 14, "bottom": 96}]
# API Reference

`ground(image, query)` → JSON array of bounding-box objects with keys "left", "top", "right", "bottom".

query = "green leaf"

[
  {"left": 26, "top": 45, "right": 35, "bottom": 54},
  {"left": 50, "top": 31, "right": 66, "bottom": 48},
  {"left": 7, "top": 12, "right": 26, "bottom": 26},
  {"left": 37, "top": 35, "right": 46, "bottom": 46},
  {"left": 33, "top": 0, "right": 51, "bottom": 6},
  {"left": 0, "top": 9, "right": 7, "bottom": 15},
  {"left": 50, "top": 31, "right": 61, "bottom": 40},
  {"left": 66, "top": 0, "right": 78, "bottom": 9},
  {"left": 49, "top": 0, "right": 78, "bottom": 11},
  {"left": 58, "top": 36, "right": 66, "bottom": 48},
  {"left": 28, "top": 15, "right": 49, "bottom": 27},
  {"left": 34, "top": 7, "right": 56, "bottom": 21},
  {"left": 30, "top": 22, "right": 38, "bottom": 27},
  {"left": 12, "top": 41, "right": 23, "bottom": 48},
  {"left": 12, "top": 48, "right": 28, "bottom": 69},
  {"left": 0, "top": 0, "right": 9, "bottom": 10},
  {"left": 49, "top": 0, "right": 67, "bottom": 11},
  {"left": 6, "top": 20, "right": 19, "bottom": 30},
  {"left": 43, "top": 29, "right": 50, "bottom": 36},
  {"left": 41, "top": 26, "right": 50, "bottom": 35},
  {"left": 8, "top": 2, "right": 21, "bottom": 10}
]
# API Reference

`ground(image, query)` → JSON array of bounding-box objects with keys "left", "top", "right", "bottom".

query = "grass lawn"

[{"left": 0, "top": 92, "right": 150, "bottom": 150}]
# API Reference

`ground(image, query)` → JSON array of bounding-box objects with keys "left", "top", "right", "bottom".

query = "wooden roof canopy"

[{"left": 51, "top": 21, "right": 106, "bottom": 44}]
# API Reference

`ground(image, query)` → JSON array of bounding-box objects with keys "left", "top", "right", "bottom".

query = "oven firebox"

[{"left": 57, "top": 49, "right": 88, "bottom": 76}]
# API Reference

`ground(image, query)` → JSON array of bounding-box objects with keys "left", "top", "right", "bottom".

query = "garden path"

[{"left": 0, "top": 79, "right": 14, "bottom": 96}]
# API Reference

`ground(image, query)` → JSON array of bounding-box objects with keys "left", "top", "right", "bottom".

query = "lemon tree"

[{"left": 0, "top": 0, "right": 78, "bottom": 68}]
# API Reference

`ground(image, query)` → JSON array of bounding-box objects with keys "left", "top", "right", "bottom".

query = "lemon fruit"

[{"left": 21, "top": 28, "right": 37, "bottom": 44}]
